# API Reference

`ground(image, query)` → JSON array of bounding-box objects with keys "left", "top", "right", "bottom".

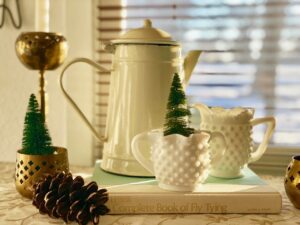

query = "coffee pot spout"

[{"left": 183, "top": 50, "right": 201, "bottom": 85}]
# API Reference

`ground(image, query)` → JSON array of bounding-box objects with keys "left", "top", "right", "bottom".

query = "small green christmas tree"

[
  {"left": 164, "top": 73, "right": 194, "bottom": 137},
  {"left": 20, "top": 94, "right": 54, "bottom": 155}
]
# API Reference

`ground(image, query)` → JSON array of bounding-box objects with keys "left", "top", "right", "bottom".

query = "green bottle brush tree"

[
  {"left": 20, "top": 94, "right": 54, "bottom": 155},
  {"left": 164, "top": 73, "right": 194, "bottom": 137}
]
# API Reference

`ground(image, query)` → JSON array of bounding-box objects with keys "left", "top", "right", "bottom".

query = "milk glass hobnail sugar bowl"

[
  {"left": 132, "top": 130, "right": 226, "bottom": 192},
  {"left": 194, "top": 103, "right": 275, "bottom": 178},
  {"left": 59, "top": 19, "right": 201, "bottom": 176}
]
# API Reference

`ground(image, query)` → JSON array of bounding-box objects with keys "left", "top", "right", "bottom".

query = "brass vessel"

[
  {"left": 15, "top": 32, "right": 68, "bottom": 71},
  {"left": 285, "top": 155, "right": 300, "bottom": 208},
  {"left": 15, "top": 32, "right": 68, "bottom": 119},
  {"left": 15, "top": 147, "right": 69, "bottom": 199}
]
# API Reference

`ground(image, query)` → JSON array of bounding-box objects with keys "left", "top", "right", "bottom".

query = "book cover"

[{"left": 92, "top": 161, "right": 282, "bottom": 214}]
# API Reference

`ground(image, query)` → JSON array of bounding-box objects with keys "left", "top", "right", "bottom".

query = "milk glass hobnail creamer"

[
  {"left": 194, "top": 103, "right": 276, "bottom": 178},
  {"left": 59, "top": 19, "right": 201, "bottom": 176}
]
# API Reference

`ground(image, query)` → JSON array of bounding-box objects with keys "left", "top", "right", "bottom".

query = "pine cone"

[{"left": 32, "top": 172, "right": 109, "bottom": 225}]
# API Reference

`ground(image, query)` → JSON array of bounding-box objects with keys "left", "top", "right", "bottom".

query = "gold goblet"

[{"left": 15, "top": 32, "right": 68, "bottom": 120}]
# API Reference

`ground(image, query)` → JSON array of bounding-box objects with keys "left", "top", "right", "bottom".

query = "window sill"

[{"left": 250, "top": 145, "right": 299, "bottom": 175}]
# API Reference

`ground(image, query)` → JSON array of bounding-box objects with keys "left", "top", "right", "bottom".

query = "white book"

[{"left": 92, "top": 161, "right": 282, "bottom": 214}]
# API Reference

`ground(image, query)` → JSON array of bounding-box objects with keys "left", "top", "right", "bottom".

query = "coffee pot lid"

[{"left": 111, "top": 19, "right": 179, "bottom": 45}]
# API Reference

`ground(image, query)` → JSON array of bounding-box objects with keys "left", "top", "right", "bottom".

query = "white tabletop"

[{"left": 0, "top": 162, "right": 298, "bottom": 225}]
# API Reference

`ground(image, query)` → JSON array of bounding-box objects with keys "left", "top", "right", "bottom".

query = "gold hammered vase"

[
  {"left": 15, "top": 147, "right": 69, "bottom": 199},
  {"left": 284, "top": 155, "right": 300, "bottom": 208}
]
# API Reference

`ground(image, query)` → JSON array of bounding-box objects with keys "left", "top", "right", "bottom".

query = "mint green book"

[{"left": 92, "top": 161, "right": 281, "bottom": 214}]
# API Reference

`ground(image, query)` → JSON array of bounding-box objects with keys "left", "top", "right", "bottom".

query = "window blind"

[{"left": 95, "top": 0, "right": 300, "bottom": 158}]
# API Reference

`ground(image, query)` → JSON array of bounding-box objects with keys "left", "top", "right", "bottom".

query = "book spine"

[{"left": 107, "top": 193, "right": 282, "bottom": 214}]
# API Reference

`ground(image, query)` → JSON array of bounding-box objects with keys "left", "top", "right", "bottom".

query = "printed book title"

[{"left": 108, "top": 202, "right": 228, "bottom": 214}]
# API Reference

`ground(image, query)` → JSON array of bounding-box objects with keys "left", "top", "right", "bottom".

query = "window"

[{"left": 96, "top": 0, "right": 300, "bottom": 172}]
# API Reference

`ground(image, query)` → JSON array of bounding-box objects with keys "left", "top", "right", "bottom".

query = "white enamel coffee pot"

[{"left": 59, "top": 19, "right": 201, "bottom": 176}]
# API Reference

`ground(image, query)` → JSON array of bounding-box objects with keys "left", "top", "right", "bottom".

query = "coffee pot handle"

[
  {"left": 249, "top": 117, "right": 276, "bottom": 163},
  {"left": 59, "top": 58, "right": 111, "bottom": 143},
  {"left": 131, "top": 131, "right": 154, "bottom": 175}
]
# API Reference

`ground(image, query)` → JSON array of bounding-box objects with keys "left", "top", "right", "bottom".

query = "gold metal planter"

[
  {"left": 15, "top": 147, "right": 69, "bottom": 199},
  {"left": 285, "top": 155, "right": 300, "bottom": 208}
]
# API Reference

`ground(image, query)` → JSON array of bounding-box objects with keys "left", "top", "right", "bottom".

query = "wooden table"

[{"left": 0, "top": 162, "right": 299, "bottom": 225}]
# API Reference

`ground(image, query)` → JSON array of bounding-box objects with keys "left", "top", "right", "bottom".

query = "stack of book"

[{"left": 92, "top": 161, "right": 282, "bottom": 214}]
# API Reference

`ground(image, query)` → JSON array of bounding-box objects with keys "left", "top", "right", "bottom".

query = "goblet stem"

[
  {"left": 39, "top": 70, "right": 46, "bottom": 121},
  {"left": 16, "top": 32, "right": 68, "bottom": 122}
]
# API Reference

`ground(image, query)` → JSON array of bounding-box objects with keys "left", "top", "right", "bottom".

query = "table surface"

[{"left": 1, "top": 162, "right": 299, "bottom": 225}]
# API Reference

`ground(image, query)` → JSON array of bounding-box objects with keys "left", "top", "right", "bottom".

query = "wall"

[
  {"left": 0, "top": 0, "right": 95, "bottom": 165},
  {"left": 65, "top": 0, "right": 95, "bottom": 166}
]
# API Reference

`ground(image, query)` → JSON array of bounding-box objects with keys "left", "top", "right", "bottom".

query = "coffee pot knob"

[{"left": 143, "top": 19, "right": 152, "bottom": 28}]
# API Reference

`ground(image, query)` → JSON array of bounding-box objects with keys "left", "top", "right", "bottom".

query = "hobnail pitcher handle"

[
  {"left": 59, "top": 58, "right": 111, "bottom": 143},
  {"left": 249, "top": 116, "right": 276, "bottom": 163},
  {"left": 191, "top": 104, "right": 227, "bottom": 163},
  {"left": 208, "top": 131, "right": 227, "bottom": 165},
  {"left": 131, "top": 131, "right": 154, "bottom": 175},
  {"left": 191, "top": 103, "right": 212, "bottom": 117}
]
